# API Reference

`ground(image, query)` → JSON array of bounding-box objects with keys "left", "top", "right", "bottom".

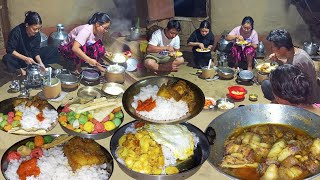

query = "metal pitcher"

[
  {"left": 26, "top": 64, "right": 42, "bottom": 88},
  {"left": 257, "top": 41, "right": 265, "bottom": 53},
  {"left": 303, "top": 42, "right": 319, "bottom": 55},
  {"left": 49, "top": 24, "right": 68, "bottom": 47},
  {"left": 218, "top": 35, "right": 232, "bottom": 53}
]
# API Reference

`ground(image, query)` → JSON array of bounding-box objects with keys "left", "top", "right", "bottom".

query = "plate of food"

[
  {"left": 58, "top": 97, "right": 123, "bottom": 140},
  {"left": 204, "top": 97, "right": 216, "bottom": 110},
  {"left": 110, "top": 120, "right": 209, "bottom": 179},
  {"left": 235, "top": 40, "right": 249, "bottom": 46},
  {"left": 1, "top": 134, "right": 113, "bottom": 180},
  {"left": 122, "top": 76, "right": 205, "bottom": 124},
  {"left": 196, "top": 48, "right": 211, "bottom": 53},
  {"left": 0, "top": 96, "right": 58, "bottom": 135},
  {"left": 169, "top": 51, "right": 183, "bottom": 57},
  {"left": 256, "top": 62, "right": 278, "bottom": 74}
]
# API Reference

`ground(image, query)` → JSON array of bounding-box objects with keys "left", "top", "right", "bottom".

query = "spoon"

[{"left": 207, "top": 59, "right": 212, "bottom": 69}]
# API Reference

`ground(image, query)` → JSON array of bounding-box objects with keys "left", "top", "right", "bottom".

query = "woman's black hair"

[
  {"left": 166, "top": 20, "right": 181, "bottom": 32},
  {"left": 199, "top": 20, "right": 211, "bottom": 30},
  {"left": 24, "top": 11, "right": 42, "bottom": 25},
  {"left": 241, "top": 16, "right": 254, "bottom": 29},
  {"left": 270, "top": 64, "right": 312, "bottom": 105},
  {"left": 266, "top": 29, "right": 294, "bottom": 50},
  {"left": 88, "top": 12, "right": 111, "bottom": 25}
]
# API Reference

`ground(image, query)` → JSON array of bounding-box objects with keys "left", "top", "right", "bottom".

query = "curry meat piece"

[{"left": 63, "top": 137, "right": 106, "bottom": 171}]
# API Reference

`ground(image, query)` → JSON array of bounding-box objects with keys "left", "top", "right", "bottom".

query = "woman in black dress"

[
  {"left": 187, "top": 20, "right": 214, "bottom": 68},
  {"left": 2, "top": 11, "right": 58, "bottom": 75}
]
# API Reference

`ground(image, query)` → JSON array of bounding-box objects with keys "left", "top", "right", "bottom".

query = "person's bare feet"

[
  {"left": 158, "top": 62, "right": 178, "bottom": 72},
  {"left": 17, "top": 68, "right": 26, "bottom": 76}
]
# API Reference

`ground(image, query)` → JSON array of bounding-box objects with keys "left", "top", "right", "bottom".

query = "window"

[{"left": 174, "top": 0, "right": 208, "bottom": 17}]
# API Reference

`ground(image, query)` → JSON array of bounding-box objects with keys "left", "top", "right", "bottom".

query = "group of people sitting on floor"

[{"left": 1, "top": 11, "right": 319, "bottom": 113}]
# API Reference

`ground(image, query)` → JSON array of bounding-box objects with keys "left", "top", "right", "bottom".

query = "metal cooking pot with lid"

[
  {"left": 216, "top": 67, "right": 235, "bottom": 79},
  {"left": 105, "top": 64, "right": 125, "bottom": 83},
  {"left": 205, "top": 104, "right": 320, "bottom": 179},
  {"left": 303, "top": 42, "right": 319, "bottom": 56},
  {"left": 81, "top": 68, "right": 101, "bottom": 82},
  {"left": 56, "top": 74, "right": 81, "bottom": 92}
]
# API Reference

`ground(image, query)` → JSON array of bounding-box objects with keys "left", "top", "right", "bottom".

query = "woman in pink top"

[
  {"left": 58, "top": 12, "right": 112, "bottom": 73},
  {"left": 225, "top": 16, "right": 258, "bottom": 70}
]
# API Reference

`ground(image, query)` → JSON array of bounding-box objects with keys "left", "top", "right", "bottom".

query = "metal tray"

[
  {"left": 1, "top": 134, "right": 114, "bottom": 179},
  {"left": 57, "top": 106, "right": 124, "bottom": 140},
  {"left": 0, "top": 97, "right": 58, "bottom": 134},
  {"left": 110, "top": 120, "right": 210, "bottom": 180},
  {"left": 122, "top": 76, "right": 205, "bottom": 124}
]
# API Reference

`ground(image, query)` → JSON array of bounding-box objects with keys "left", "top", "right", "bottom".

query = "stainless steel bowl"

[
  {"left": 217, "top": 67, "right": 235, "bottom": 79},
  {"left": 122, "top": 76, "right": 205, "bottom": 124},
  {"left": 238, "top": 70, "right": 254, "bottom": 82},
  {"left": 102, "top": 82, "right": 125, "bottom": 96},
  {"left": 110, "top": 120, "right": 210, "bottom": 180},
  {"left": 215, "top": 98, "right": 235, "bottom": 110}
]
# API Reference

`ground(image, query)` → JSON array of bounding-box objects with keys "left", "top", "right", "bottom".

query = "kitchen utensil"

[
  {"left": 9, "top": 80, "right": 20, "bottom": 93},
  {"left": 257, "top": 41, "right": 265, "bottom": 53},
  {"left": 77, "top": 86, "right": 104, "bottom": 101},
  {"left": 102, "top": 82, "right": 125, "bottom": 96},
  {"left": 248, "top": 93, "right": 258, "bottom": 101},
  {"left": 110, "top": 120, "right": 210, "bottom": 180},
  {"left": 122, "top": 76, "right": 205, "bottom": 124},
  {"left": 56, "top": 74, "right": 80, "bottom": 92},
  {"left": 216, "top": 67, "right": 235, "bottom": 79},
  {"left": 81, "top": 68, "right": 101, "bottom": 82},
  {"left": 26, "top": 64, "right": 42, "bottom": 88},
  {"left": 200, "top": 66, "right": 216, "bottom": 79},
  {"left": 303, "top": 42, "right": 319, "bottom": 56},
  {"left": 238, "top": 70, "right": 254, "bottom": 82},
  {"left": 43, "top": 77, "right": 61, "bottom": 99},
  {"left": 257, "top": 71, "right": 269, "bottom": 84},
  {"left": 1, "top": 134, "right": 114, "bottom": 179},
  {"left": 105, "top": 64, "right": 125, "bottom": 84},
  {"left": 48, "top": 24, "right": 68, "bottom": 47},
  {"left": 205, "top": 104, "right": 320, "bottom": 180},
  {"left": 215, "top": 98, "right": 235, "bottom": 110},
  {"left": 218, "top": 36, "right": 232, "bottom": 53},
  {"left": 228, "top": 85, "right": 246, "bottom": 100}
]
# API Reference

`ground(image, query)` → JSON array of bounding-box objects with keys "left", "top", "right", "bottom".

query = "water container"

[
  {"left": 49, "top": 24, "right": 68, "bottom": 47},
  {"left": 40, "top": 32, "right": 48, "bottom": 48},
  {"left": 257, "top": 41, "right": 265, "bottom": 53}
]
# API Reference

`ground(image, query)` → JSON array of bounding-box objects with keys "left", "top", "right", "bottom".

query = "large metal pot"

[
  {"left": 205, "top": 104, "right": 320, "bottom": 179},
  {"left": 81, "top": 68, "right": 101, "bottom": 82},
  {"left": 303, "top": 42, "right": 319, "bottom": 56},
  {"left": 129, "top": 27, "right": 140, "bottom": 41}
]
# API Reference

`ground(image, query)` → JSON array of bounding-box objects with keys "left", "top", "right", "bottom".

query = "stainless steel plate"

[
  {"left": 77, "top": 86, "right": 104, "bottom": 100},
  {"left": 0, "top": 97, "right": 58, "bottom": 134},
  {"left": 110, "top": 120, "right": 210, "bottom": 180},
  {"left": 1, "top": 134, "right": 114, "bottom": 179},
  {"left": 57, "top": 106, "right": 124, "bottom": 140},
  {"left": 122, "top": 76, "right": 205, "bottom": 124}
]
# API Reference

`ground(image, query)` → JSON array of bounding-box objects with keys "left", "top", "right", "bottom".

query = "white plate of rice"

[{"left": 1, "top": 135, "right": 113, "bottom": 180}]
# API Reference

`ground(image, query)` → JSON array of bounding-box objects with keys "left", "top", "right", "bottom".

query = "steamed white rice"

[
  {"left": 5, "top": 146, "right": 110, "bottom": 180},
  {"left": 131, "top": 85, "right": 189, "bottom": 121},
  {"left": 14, "top": 104, "right": 58, "bottom": 130}
]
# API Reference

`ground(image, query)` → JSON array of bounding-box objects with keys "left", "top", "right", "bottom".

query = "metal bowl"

[
  {"left": 122, "top": 76, "right": 205, "bottom": 124},
  {"left": 77, "top": 86, "right": 104, "bottom": 101},
  {"left": 1, "top": 134, "right": 114, "bottom": 179},
  {"left": 215, "top": 98, "right": 235, "bottom": 110},
  {"left": 102, "top": 83, "right": 125, "bottom": 96},
  {"left": 110, "top": 120, "right": 210, "bottom": 180},
  {"left": 238, "top": 70, "right": 254, "bottom": 82},
  {"left": 217, "top": 67, "right": 235, "bottom": 79}
]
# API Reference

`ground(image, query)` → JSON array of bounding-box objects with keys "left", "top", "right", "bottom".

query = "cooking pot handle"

[{"left": 205, "top": 127, "right": 216, "bottom": 145}]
